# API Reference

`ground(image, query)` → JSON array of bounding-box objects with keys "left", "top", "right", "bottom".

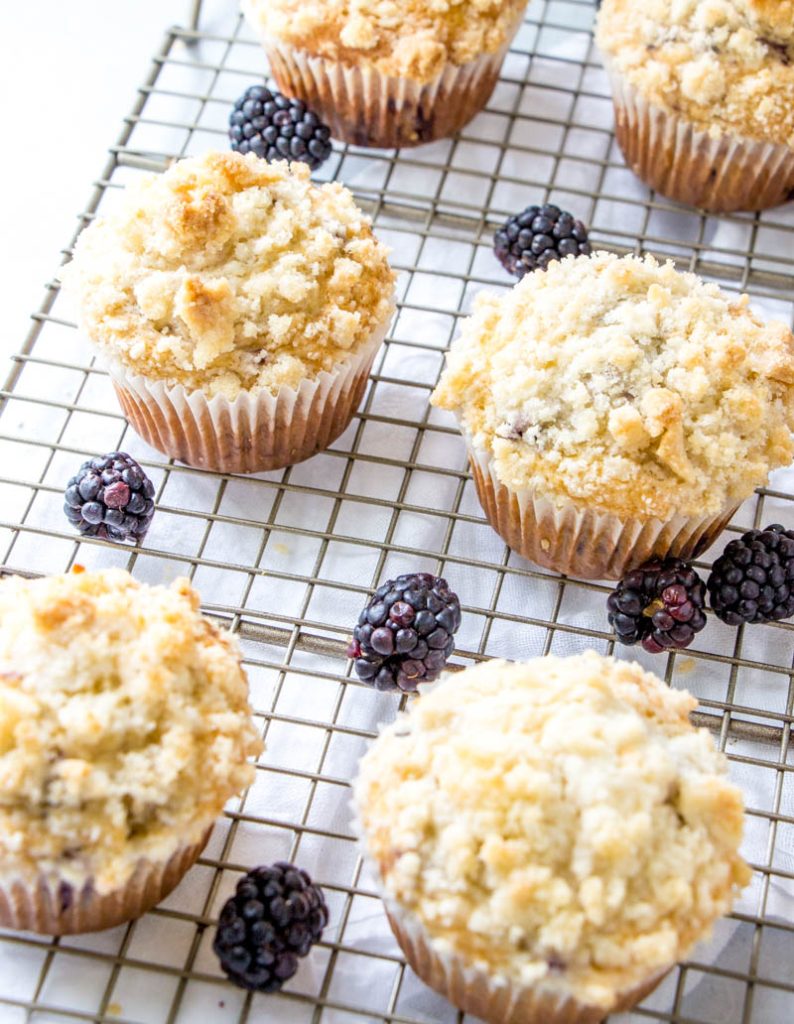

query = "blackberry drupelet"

[
  {"left": 707, "top": 524, "right": 794, "bottom": 625},
  {"left": 63, "top": 453, "right": 155, "bottom": 544},
  {"left": 348, "top": 573, "right": 461, "bottom": 692},
  {"left": 229, "top": 85, "right": 332, "bottom": 171},
  {"left": 608, "top": 558, "right": 707, "bottom": 654},
  {"left": 493, "top": 203, "right": 592, "bottom": 278},
  {"left": 213, "top": 863, "right": 328, "bottom": 992}
]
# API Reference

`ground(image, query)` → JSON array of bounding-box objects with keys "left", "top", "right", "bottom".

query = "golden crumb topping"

[
  {"left": 64, "top": 152, "right": 396, "bottom": 399},
  {"left": 243, "top": 0, "right": 528, "bottom": 83},
  {"left": 0, "top": 570, "right": 262, "bottom": 892},
  {"left": 597, "top": 0, "right": 794, "bottom": 145},
  {"left": 431, "top": 253, "right": 794, "bottom": 519},
  {"left": 355, "top": 653, "right": 750, "bottom": 1008}
]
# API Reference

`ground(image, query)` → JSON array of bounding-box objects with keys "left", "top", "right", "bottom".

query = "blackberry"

[
  {"left": 608, "top": 558, "right": 707, "bottom": 654},
  {"left": 494, "top": 203, "right": 592, "bottom": 278},
  {"left": 213, "top": 862, "right": 328, "bottom": 992},
  {"left": 229, "top": 85, "right": 332, "bottom": 171},
  {"left": 63, "top": 453, "right": 155, "bottom": 544},
  {"left": 348, "top": 573, "right": 461, "bottom": 692},
  {"left": 707, "top": 524, "right": 794, "bottom": 625}
]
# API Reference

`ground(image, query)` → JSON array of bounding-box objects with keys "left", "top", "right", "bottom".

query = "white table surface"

[{"left": 0, "top": 0, "right": 186, "bottom": 373}]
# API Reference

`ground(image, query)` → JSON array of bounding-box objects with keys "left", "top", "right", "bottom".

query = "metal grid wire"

[{"left": 1, "top": 0, "right": 794, "bottom": 1021}]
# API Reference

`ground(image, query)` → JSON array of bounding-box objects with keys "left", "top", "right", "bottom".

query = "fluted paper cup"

[
  {"left": 0, "top": 829, "right": 210, "bottom": 936},
  {"left": 108, "top": 312, "right": 392, "bottom": 475},
  {"left": 466, "top": 440, "right": 737, "bottom": 580},
  {"left": 351, "top": 806, "right": 669, "bottom": 1024},
  {"left": 244, "top": 6, "right": 526, "bottom": 148},
  {"left": 606, "top": 63, "right": 794, "bottom": 213},
  {"left": 385, "top": 899, "right": 669, "bottom": 1024}
]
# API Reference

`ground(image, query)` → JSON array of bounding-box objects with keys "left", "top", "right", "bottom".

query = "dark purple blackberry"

[
  {"left": 63, "top": 453, "right": 155, "bottom": 544},
  {"left": 348, "top": 573, "right": 461, "bottom": 692},
  {"left": 493, "top": 203, "right": 592, "bottom": 278},
  {"left": 229, "top": 85, "right": 332, "bottom": 170},
  {"left": 213, "top": 862, "right": 328, "bottom": 992},
  {"left": 608, "top": 558, "right": 707, "bottom": 654},
  {"left": 707, "top": 525, "right": 794, "bottom": 626}
]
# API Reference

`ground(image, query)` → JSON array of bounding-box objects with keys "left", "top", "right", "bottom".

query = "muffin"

[
  {"left": 242, "top": 0, "right": 528, "bottom": 148},
  {"left": 431, "top": 251, "right": 794, "bottom": 579},
  {"left": 64, "top": 151, "right": 396, "bottom": 473},
  {"left": 354, "top": 652, "right": 751, "bottom": 1024},
  {"left": 596, "top": 0, "right": 794, "bottom": 212},
  {"left": 0, "top": 568, "right": 263, "bottom": 935}
]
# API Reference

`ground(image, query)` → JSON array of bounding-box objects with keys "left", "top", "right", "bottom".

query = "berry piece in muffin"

[
  {"left": 229, "top": 85, "right": 332, "bottom": 170},
  {"left": 608, "top": 558, "right": 707, "bottom": 653},
  {"left": 494, "top": 203, "right": 591, "bottom": 277},
  {"left": 63, "top": 452, "right": 155, "bottom": 544},
  {"left": 214, "top": 863, "right": 328, "bottom": 991},
  {"left": 348, "top": 573, "right": 461, "bottom": 692},
  {"left": 708, "top": 524, "right": 794, "bottom": 625}
]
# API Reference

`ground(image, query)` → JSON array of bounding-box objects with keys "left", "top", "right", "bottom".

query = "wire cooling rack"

[{"left": 2, "top": 1, "right": 794, "bottom": 1022}]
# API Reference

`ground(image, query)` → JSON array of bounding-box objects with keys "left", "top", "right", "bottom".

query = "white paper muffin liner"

[
  {"left": 107, "top": 313, "right": 392, "bottom": 475},
  {"left": 243, "top": 5, "right": 526, "bottom": 148},
  {"left": 0, "top": 828, "right": 210, "bottom": 936},
  {"left": 351, "top": 805, "right": 669, "bottom": 1024},
  {"left": 465, "top": 438, "right": 738, "bottom": 580},
  {"left": 606, "top": 63, "right": 794, "bottom": 213}
]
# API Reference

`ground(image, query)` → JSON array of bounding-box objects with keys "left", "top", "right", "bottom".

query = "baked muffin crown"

[
  {"left": 64, "top": 152, "right": 395, "bottom": 399},
  {"left": 243, "top": 0, "right": 527, "bottom": 83},
  {"left": 748, "top": 0, "right": 794, "bottom": 35},
  {"left": 355, "top": 653, "right": 751, "bottom": 1009},
  {"left": 0, "top": 569, "right": 263, "bottom": 892},
  {"left": 596, "top": 0, "right": 794, "bottom": 146},
  {"left": 431, "top": 252, "right": 794, "bottom": 519}
]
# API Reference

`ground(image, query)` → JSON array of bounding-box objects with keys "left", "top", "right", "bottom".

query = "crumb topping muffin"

[
  {"left": 64, "top": 152, "right": 395, "bottom": 399},
  {"left": 355, "top": 653, "right": 751, "bottom": 1009},
  {"left": 597, "top": 0, "right": 794, "bottom": 145},
  {"left": 431, "top": 252, "right": 794, "bottom": 520},
  {"left": 0, "top": 569, "right": 263, "bottom": 892},
  {"left": 244, "top": 0, "right": 528, "bottom": 83}
]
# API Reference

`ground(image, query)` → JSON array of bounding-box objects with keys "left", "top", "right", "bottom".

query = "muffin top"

[
  {"left": 64, "top": 152, "right": 395, "bottom": 399},
  {"left": 355, "top": 653, "right": 750, "bottom": 1008},
  {"left": 431, "top": 252, "right": 794, "bottom": 519},
  {"left": 596, "top": 0, "right": 794, "bottom": 145},
  {"left": 0, "top": 569, "right": 262, "bottom": 892},
  {"left": 243, "top": 0, "right": 527, "bottom": 83}
]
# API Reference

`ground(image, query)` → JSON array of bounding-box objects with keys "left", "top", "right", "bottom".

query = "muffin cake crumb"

[
  {"left": 64, "top": 152, "right": 395, "bottom": 399},
  {"left": 431, "top": 252, "right": 794, "bottom": 519},
  {"left": 355, "top": 653, "right": 750, "bottom": 1009},
  {"left": 243, "top": 0, "right": 528, "bottom": 82},
  {"left": 597, "top": 0, "right": 794, "bottom": 145},
  {"left": 0, "top": 569, "right": 263, "bottom": 892}
]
